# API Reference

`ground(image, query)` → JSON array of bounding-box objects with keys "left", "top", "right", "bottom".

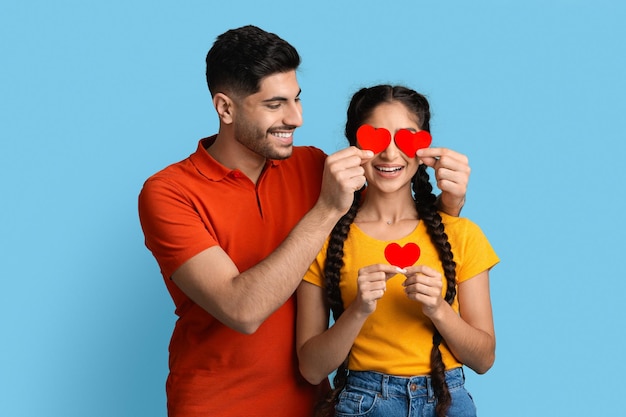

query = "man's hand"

[
  {"left": 417, "top": 147, "right": 470, "bottom": 216},
  {"left": 318, "top": 146, "right": 373, "bottom": 215}
]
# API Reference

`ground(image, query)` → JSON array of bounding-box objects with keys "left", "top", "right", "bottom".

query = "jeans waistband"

[{"left": 345, "top": 367, "right": 465, "bottom": 399}]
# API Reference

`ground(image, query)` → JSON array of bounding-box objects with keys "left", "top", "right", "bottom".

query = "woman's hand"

[
  {"left": 354, "top": 264, "right": 402, "bottom": 316},
  {"left": 402, "top": 265, "right": 446, "bottom": 318}
]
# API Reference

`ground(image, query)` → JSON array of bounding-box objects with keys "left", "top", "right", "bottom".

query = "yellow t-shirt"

[{"left": 303, "top": 213, "right": 499, "bottom": 376}]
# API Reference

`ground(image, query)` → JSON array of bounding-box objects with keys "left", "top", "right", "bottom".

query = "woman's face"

[{"left": 361, "top": 101, "right": 422, "bottom": 194}]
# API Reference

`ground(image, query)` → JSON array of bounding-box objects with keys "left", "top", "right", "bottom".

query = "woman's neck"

[
  {"left": 356, "top": 188, "right": 417, "bottom": 224},
  {"left": 354, "top": 189, "right": 418, "bottom": 241}
]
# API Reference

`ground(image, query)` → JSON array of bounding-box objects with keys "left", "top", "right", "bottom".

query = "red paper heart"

[
  {"left": 356, "top": 124, "right": 391, "bottom": 154},
  {"left": 384, "top": 242, "right": 421, "bottom": 269},
  {"left": 394, "top": 130, "right": 432, "bottom": 157}
]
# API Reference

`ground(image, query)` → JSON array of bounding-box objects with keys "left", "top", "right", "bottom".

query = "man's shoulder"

[
  {"left": 143, "top": 137, "right": 216, "bottom": 184},
  {"left": 143, "top": 155, "right": 194, "bottom": 185}
]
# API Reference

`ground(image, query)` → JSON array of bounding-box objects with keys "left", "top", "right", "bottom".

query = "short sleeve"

[
  {"left": 138, "top": 177, "right": 218, "bottom": 279},
  {"left": 303, "top": 240, "right": 330, "bottom": 288},
  {"left": 449, "top": 217, "right": 499, "bottom": 283}
]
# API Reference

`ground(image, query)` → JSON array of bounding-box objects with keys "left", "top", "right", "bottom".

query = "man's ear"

[{"left": 213, "top": 93, "right": 234, "bottom": 124}]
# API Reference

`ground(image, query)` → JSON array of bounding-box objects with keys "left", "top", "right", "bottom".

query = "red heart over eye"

[
  {"left": 384, "top": 242, "right": 421, "bottom": 269},
  {"left": 356, "top": 125, "right": 391, "bottom": 154},
  {"left": 394, "top": 130, "right": 432, "bottom": 157}
]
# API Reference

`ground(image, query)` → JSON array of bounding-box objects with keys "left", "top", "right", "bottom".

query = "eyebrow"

[
  {"left": 261, "top": 89, "right": 302, "bottom": 103},
  {"left": 396, "top": 127, "right": 418, "bottom": 133}
]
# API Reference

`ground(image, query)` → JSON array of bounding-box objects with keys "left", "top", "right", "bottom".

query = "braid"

[
  {"left": 413, "top": 164, "right": 457, "bottom": 417},
  {"left": 315, "top": 189, "right": 362, "bottom": 417}
]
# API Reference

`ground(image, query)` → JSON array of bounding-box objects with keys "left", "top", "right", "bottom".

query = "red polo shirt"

[{"left": 139, "top": 136, "right": 327, "bottom": 416}]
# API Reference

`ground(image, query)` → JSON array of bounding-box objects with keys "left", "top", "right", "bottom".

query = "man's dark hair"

[{"left": 205, "top": 25, "right": 301, "bottom": 98}]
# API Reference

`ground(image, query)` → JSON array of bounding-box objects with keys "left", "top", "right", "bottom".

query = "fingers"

[
  {"left": 417, "top": 147, "right": 467, "bottom": 166},
  {"left": 326, "top": 146, "right": 374, "bottom": 170},
  {"left": 355, "top": 264, "right": 447, "bottom": 318},
  {"left": 418, "top": 148, "right": 470, "bottom": 175},
  {"left": 359, "top": 263, "right": 404, "bottom": 279},
  {"left": 319, "top": 147, "right": 374, "bottom": 213},
  {"left": 355, "top": 264, "right": 402, "bottom": 309},
  {"left": 357, "top": 274, "right": 387, "bottom": 299},
  {"left": 417, "top": 148, "right": 470, "bottom": 208},
  {"left": 402, "top": 266, "right": 444, "bottom": 312},
  {"left": 402, "top": 265, "right": 440, "bottom": 285},
  {"left": 403, "top": 277, "right": 442, "bottom": 298},
  {"left": 357, "top": 265, "right": 398, "bottom": 293},
  {"left": 437, "top": 167, "right": 468, "bottom": 198}
]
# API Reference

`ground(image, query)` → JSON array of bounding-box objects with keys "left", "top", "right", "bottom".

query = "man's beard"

[{"left": 233, "top": 119, "right": 293, "bottom": 160}]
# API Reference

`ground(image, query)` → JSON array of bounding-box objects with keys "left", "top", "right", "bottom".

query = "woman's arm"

[
  {"left": 403, "top": 267, "right": 496, "bottom": 374},
  {"left": 296, "top": 264, "right": 397, "bottom": 384}
]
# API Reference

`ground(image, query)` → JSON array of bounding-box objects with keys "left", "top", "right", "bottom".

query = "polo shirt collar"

[{"left": 190, "top": 136, "right": 281, "bottom": 181}]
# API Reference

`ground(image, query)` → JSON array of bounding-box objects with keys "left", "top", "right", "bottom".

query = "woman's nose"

[{"left": 380, "top": 140, "right": 401, "bottom": 159}]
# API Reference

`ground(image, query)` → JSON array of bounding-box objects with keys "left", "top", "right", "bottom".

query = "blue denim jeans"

[{"left": 334, "top": 368, "right": 476, "bottom": 417}]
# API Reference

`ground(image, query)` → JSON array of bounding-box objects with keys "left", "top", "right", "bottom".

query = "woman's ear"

[{"left": 213, "top": 93, "right": 234, "bottom": 124}]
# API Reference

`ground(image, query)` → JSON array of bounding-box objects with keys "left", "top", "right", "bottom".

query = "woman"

[{"left": 296, "top": 85, "right": 499, "bottom": 417}]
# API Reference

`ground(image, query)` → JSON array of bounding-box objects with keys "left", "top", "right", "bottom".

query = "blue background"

[{"left": 2, "top": 1, "right": 625, "bottom": 416}]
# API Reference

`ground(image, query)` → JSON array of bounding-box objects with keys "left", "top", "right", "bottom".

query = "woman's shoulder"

[
  {"left": 439, "top": 211, "right": 471, "bottom": 226},
  {"left": 438, "top": 212, "right": 483, "bottom": 236}
]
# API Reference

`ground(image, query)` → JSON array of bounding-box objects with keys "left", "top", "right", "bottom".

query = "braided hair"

[{"left": 318, "top": 85, "right": 457, "bottom": 417}]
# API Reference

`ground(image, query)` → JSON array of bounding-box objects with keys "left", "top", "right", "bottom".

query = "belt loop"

[
  {"left": 381, "top": 374, "right": 389, "bottom": 399},
  {"left": 426, "top": 375, "right": 435, "bottom": 402}
]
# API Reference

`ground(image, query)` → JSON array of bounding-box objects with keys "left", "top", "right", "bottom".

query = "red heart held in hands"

[
  {"left": 384, "top": 242, "right": 421, "bottom": 269},
  {"left": 356, "top": 124, "right": 391, "bottom": 154},
  {"left": 394, "top": 130, "right": 432, "bottom": 157}
]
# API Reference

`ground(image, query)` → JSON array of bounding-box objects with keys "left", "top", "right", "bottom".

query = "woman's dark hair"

[
  {"left": 205, "top": 25, "right": 301, "bottom": 98},
  {"left": 318, "top": 85, "right": 457, "bottom": 417}
]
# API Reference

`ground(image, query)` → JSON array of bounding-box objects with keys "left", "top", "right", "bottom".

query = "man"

[{"left": 138, "top": 25, "right": 470, "bottom": 417}]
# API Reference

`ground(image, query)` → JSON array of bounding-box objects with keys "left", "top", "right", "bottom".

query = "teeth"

[
  {"left": 377, "top": 166, "right": 402, "bottom": 172},
  {"left": 273, "top": 132, "right": 293, "bottom": 138}
]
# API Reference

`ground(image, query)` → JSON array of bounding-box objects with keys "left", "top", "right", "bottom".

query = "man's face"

[{"left": 232, "top": 70, "right": 303, "bottom": 160}]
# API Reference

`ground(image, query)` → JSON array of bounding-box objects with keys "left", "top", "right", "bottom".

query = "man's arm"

[
  {"left": 417, "top": 147, "right": 470, "bottom": 217},
  {"left": 170, "top": 147, "right": 372, "bottom": 334}
]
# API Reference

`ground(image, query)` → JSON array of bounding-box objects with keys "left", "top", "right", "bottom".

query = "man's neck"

[{"left": 206, "top": 133, "right": 267, "bottom": 184}]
